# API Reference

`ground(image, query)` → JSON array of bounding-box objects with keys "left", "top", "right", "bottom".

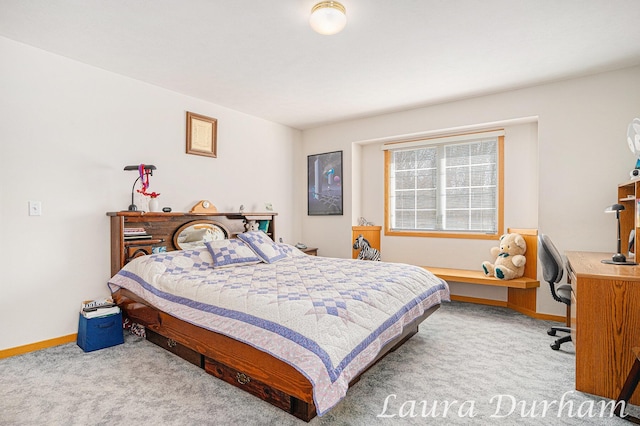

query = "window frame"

[{"left": 384, "top": 134, "right": 504, "bottom": 240}]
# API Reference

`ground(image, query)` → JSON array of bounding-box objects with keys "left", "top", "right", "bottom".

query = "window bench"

[
  {"left": 422, "top": 229, "right": 540, "bottom": 318},
  {"left": 424, "top": 267, "right": 540, "bottom": 289}
]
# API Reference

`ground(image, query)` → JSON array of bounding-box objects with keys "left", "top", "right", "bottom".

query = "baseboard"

[
  {"left": 507, "top": 303, "right": 537, "bottom": 319},
  {"left": 450, "top": 294, "right": 507, "bottom": 307},
  {"left": 0, "top": 334, "right": 77, "bottom": 359},
  {"left": 529, "top": 311, "right": 565, "bottom": 323},
  {"left": 450, "top": 295, "right": 565, "bottom": 322}
]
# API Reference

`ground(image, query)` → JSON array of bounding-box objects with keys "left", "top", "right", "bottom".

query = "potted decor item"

[
  {"left": 147, "top": 192, "right": 161, "bottom": 212},
  {"left": 132, "top": 164, "right": 161, "bottom": 212}
]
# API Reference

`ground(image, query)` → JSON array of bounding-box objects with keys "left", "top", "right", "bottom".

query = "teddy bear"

[
  {"left": 482, "top": 232, "right": 527, "bottom": 280},
  {"left": 244, "top": 220, "right": 259, "bottom": 232}
]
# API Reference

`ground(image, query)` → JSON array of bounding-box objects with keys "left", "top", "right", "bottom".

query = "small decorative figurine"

[
  {"left": 358, "top": 217, "right": 374, "bottom": 226},
  {"left": 353, "top": 234, "right": 381, "bottom": 261}
]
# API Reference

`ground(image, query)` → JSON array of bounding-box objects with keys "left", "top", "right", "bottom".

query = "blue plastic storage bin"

[{"left": 77, "top": 312, "right": 124, "bottom": 352}]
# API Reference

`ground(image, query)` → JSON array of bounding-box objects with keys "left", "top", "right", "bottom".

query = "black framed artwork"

[{"left": 307, "top": 150, "right": 343, "bottom": 215}]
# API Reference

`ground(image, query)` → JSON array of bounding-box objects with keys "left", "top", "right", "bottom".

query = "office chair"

[
  {"left": 615, "top": 347, "right": 640, "bottom": 423},
  {"left": 538, "top": 234, "right": 572, "bottom": 350}
]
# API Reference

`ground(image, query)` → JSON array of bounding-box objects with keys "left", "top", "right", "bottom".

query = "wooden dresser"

[{"left": 566, "top": 251, "right": 640, "bottom": 405}]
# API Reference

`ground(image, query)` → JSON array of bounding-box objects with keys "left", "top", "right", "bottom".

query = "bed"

[{"left": 107, "top": 212, "right": 450, "bottom": 421}]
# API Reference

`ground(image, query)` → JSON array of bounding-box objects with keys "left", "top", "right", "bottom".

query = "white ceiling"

[{"left": 1, "top": 0, "right": 640, "bottom": 130}]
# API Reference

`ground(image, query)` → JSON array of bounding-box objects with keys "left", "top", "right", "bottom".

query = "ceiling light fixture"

[{"left": 309, "top": 1, "right": 347, "bottom": 35}]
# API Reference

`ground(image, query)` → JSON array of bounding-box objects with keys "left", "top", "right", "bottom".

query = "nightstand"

[{"left": 301, "top": 247, "right": 318, "bottom": 256}]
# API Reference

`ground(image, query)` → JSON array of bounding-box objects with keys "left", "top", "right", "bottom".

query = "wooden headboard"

[{"left": 107, "top": 211, "right": 277, "bottom": 276}]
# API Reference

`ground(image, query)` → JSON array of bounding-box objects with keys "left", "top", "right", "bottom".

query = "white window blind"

[{"left": 385, "top": 131, "right": 502, "bottom": 234}]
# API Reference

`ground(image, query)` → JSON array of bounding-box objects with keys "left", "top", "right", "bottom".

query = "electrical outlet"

[{"left": 29, "top": 201, "right": 42, "bottom": 216}]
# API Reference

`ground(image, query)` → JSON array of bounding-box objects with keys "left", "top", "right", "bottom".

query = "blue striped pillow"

[
  {"left": 237, "top": 231, "right": 288, "bottom": 264},
  {"left": 205, "top": 239, "right": 262, "bottom": 268}
]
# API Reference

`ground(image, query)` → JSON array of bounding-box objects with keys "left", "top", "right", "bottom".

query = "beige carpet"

[{"left": 1, "top": 301, "right": 637, "bottom": 425}]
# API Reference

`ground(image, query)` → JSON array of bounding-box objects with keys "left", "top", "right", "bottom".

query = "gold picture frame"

[{"left": 186, "top": 111, "right": 217, "bottom": 158}]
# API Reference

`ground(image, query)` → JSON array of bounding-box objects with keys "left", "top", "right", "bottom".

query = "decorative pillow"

[
  {"left": 205, "top": 239, "right": 262, "bottom": 268},
  {"left": 238, "top": 231, "right": 288, "bottom": 264},
  {"left": 278, "top": 243, "right": 307, "bottom": 258}
]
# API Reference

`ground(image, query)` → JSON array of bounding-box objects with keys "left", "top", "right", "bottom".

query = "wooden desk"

[{"left": 566, "top": 251, "right": 640, "bottom": 405}]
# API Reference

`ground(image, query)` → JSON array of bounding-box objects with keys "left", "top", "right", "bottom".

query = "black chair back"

[{"left": 538, "top": 234, "right": 566, "bottom": 304}]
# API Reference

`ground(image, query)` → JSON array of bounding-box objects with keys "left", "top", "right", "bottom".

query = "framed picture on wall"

[
  {"left": 186, "top": 111, "right": 217, "bottom": 158},
  {"left": 307, "top": 150, "right": 343, "bottom": 215}
]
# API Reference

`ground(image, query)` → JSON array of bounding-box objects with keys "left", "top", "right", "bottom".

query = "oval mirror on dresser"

[{"left": 173, "top": 220, "right": 229, "bottom": 250}]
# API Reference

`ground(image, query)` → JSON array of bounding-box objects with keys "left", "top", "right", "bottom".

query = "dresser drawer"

[
  {"left": 146, "top": 329, "right": 203, "bottom": 368},
  {"left": 204, "top": 357, "right": 291, "bottom": 412}
]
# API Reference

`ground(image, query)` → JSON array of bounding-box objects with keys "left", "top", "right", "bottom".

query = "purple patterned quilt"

[{"left": 108, "top": 247, "right": 450, "bottom": 415}]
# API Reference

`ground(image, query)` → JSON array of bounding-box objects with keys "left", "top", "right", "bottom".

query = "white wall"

[
  {"left": 2, "top": 36, "right": 638, "bottom": 350},
  {"left": 0, "top": 37, "right": 302, "bottom": 350},
  {"left": 301, "top": 65, "right": 640, "bottom": 316}
]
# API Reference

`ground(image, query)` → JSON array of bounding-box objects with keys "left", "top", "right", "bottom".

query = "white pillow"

[{"left": 205, "top": 239, "right": 262, "bottom": 268}]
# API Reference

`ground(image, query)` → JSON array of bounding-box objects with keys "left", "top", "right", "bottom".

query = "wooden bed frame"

[{"left": 107, "top": 211, "right": 442, "bottom": 421}]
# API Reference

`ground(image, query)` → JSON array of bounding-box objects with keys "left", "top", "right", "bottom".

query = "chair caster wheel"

[
  {"left": 547, "top": 329, "right": 557, "bottom": 336},
  {"left": 550, "top": 342, "right": 560, "bottom": 350}
]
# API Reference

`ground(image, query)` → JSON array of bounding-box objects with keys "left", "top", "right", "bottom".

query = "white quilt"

[{"left": 108, "top": 247, "right": 450, "bottom": 415}]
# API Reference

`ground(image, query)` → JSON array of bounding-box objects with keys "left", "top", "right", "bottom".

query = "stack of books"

[
  {"left": 81, "top": 298, "right": 121, "bottom": 319},
  {"left": 124, "top": 227, "right": 152, "bottom": 241}
]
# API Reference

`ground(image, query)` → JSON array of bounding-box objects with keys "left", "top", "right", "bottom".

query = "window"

[{"left": 384, "top": 131, "right": 504, "bottom": 239}]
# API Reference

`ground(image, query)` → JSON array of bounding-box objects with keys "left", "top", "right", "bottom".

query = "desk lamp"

[
  {"left": 124, "top": 164, "right": 156, "bottom": 211},
  {"left": 602, "top": 204, "right": 636, "bottom": 265}
]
